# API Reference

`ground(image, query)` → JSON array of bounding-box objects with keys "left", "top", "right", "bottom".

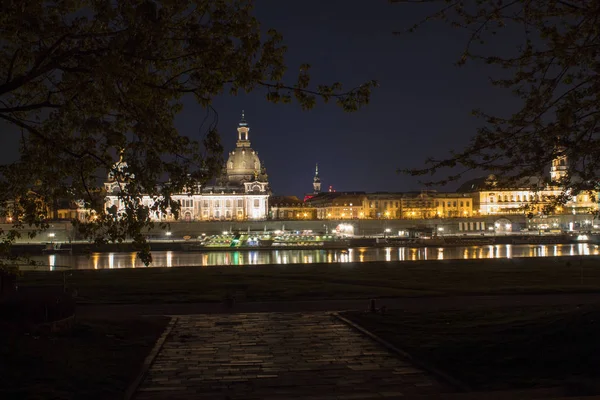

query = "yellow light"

[{"left": 303, "top": 213, "right": 307, "bottom": 217}]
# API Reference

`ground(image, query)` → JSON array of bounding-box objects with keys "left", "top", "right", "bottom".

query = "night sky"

[{"left": 0, "top": 0, "right": 517, "bottom": 198}]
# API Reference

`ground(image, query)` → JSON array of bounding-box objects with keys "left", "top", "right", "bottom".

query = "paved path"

[
  {"left": 134, "top": 313, "right": 449, "bottom": 400},
  {"left": 80, "top": 293, "right": 600, "bottom": 319}
]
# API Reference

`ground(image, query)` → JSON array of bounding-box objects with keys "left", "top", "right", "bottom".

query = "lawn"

[
  {"left": 342, "top": 305, "right": 600, "bottom": 392},
  {"left": 0, "top": 316, "right": 169, "bottom": 400},
  {"left": 16, "top": 256, "right": 600, "bottom": 304}
]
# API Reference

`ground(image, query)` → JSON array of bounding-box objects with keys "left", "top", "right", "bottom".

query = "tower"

[
  {"left": 236, "top": 110, "right": 250, "bottom": 147},
  {"left": 313, "top": 163, "right": 321, "bottom": 193},
  {"left": 550, "top": 144, "right": 568, "bottom": 183}
]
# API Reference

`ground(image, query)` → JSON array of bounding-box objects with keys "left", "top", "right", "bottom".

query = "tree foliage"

[
  {"left": 393, "top": 0, "right": 600, "bottom": 192},
  {"left": 0, "top": 0, "right": 376, "bottom": 265}
]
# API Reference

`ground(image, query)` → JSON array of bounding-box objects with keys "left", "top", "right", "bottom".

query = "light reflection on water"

[{"left": 28, "top": 243, "right": 600, "bottom": 270}]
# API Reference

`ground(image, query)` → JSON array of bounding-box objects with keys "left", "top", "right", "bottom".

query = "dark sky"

[
  {"left": 195, "top": 0, "right": 514, "bottom": 197},
  {"left": 0, "top": 0, "right": 517, "bottom": 198}
]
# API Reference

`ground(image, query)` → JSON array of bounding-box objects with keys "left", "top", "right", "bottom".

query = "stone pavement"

[{"left": 134, "top": 312, "right": 450, "bottom": 400}]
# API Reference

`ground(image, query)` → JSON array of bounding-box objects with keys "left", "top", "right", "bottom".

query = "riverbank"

[
  {"left": 18, "top": 256, "right": 600, "bottom": 305},
  {"left": 10, "top": 233, "right": 588, "bottom": 256}
]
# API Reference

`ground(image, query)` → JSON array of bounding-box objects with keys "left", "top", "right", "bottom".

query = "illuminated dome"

[{"left": 225, "top": 112, "right": 264, "bottom": 184}]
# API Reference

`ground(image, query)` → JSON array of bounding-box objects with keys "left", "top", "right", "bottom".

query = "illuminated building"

[
  {"left": 105, "top": 112, "right": 270, "bottom": 221},
  {"left": 432, "top": 193, "right": 474, "bottom": 217},
  {"left": 306, "top": 192, "right": 368, "bottom": 220},
  {"left": 459, "top": 151, "right": 598, "bottom": 216},
  {"left": 270, "top": 196, "right": 316, "bottom": 220},
  {"left": 365, "top": 193, "right": 402, "bottom": 218}
]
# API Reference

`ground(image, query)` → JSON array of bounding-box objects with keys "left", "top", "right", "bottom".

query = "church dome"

[
  {"left": 226, "top": 147, "right": 261, "bottom": 183},
  {"left": 224, "top": 111, "right": 266, "bottom": 185}
]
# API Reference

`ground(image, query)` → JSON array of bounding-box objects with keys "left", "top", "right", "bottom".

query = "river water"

[{"left": 29, "top": 243, "right": 600, "bottom": 270}]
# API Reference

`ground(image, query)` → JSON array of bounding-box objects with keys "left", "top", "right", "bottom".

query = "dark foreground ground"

[
  {"left": 343, "top": 305, "right": 600, "bottom": 394},
  {"left": 17, "top": 256, "right": 600, "bottom": 304},
  {"left": 6, "top": 257, "right": 600, "bottom": 399},
  {"left": 0, "top": 317, "right": 168, "bottom": 400}
]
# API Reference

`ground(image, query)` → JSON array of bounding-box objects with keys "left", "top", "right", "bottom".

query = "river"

[{"left": 28, "top": 243, "right": 600, "bottom": 270}]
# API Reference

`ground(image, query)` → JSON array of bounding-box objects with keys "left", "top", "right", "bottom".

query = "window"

[
  {"left": 436, "top": 201, "right": 439, "bottom": 207},
  {"left": 466, "top": 201, "right": 470, "bottom": 207},
  {"left": 453, "top": 201, "right": 457, "bottom": 207},
  {"left": 237, "top": 199, "right": 243, "bottom": 207},
  {"left": 226, "top": 210, "right": 231, "bottom": 218},
  {"left": 447, "top": 202, "right": 451, "bottom": 207},
  {"left": 215, "top": 200, "right": 220, "bottom": 207},
  {"left": 214, "top": 210, "right": 220, "bottom": 218},
  {"left": 460, "top": 201, "right": 464, "bottom": 207},
  {"left": 203, "top": 200, "right": 209, "bottom": 208},
  {"left": 384, "top": 201, "right": 387, "bottom": 208},
  {"left": 226, "top": 200, "right": 231, "bottom": 207},
  {"left": 253, "top": 199, "right": 259, "bottom": 208}
]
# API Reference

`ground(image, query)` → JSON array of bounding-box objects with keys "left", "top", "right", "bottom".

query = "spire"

[
  {"left": 313, "top": 163, "right": 321, "bottom": 193},
  {"left": 239, "top": 110, "right": 248, "bottom": 127}
]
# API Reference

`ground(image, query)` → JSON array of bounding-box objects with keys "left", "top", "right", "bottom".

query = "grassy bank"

[
  {"left": 16, "top": 256, "right": 600, "bottom": 304},
  {"left": 342, "top": 305, "right": 600, "bottom": 392},
  {"left": 0, "top": 316, "right": 168, "bottom": 399}
]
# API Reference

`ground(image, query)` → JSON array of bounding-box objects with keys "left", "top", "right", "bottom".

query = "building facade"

[{"left": 105, "top": 113, "right": 270, "bottom": 221}]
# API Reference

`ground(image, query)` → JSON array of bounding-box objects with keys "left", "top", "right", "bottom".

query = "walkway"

[{"left": 134, "top": 313, "right": 449, "bottom": 400}]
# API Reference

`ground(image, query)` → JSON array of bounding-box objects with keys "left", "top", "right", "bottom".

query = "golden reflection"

[
  {"left": 463, "top": 248, "right": 469, "bottom": 259},
  {"left": 48, "top": 254, "right": 56, "bottom": 271},
  {"left": 410, "top": 248, "right": 417, "bottom": 261},
  {"left": 131, "top": 253, "right": 136, "bottom": 268},
  {"left": 506, "top": 245, "right": 512, "bottom": 259},
  {"left": 438, "top": 248, "right": 444, "bottom": 260},
  {"left": 385, "top": 247, "right": 392, "bottom": 262},
  {"left": 423, "top": 247, "right": 428, "bottom": 261},
  {"left": 487, "top": 245, "right": 494, "bottom": 259},
  {"left": 478, "top": 247, "right": 483, "bottom": 258},
  {"left": 92, "top": 253, "right": 99, "bottom": 269},
  {"left": 108, "top": 253, "right": 114, "bottom": 269},
  {"left": 359, "top": 253, "right": 364, "bottom": 262},
  {"left": 202, "top": 254, "right": 209, "bottom": 266},
  {"left": 166, "top": 251, "right": 173, "bottom": 268}
]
